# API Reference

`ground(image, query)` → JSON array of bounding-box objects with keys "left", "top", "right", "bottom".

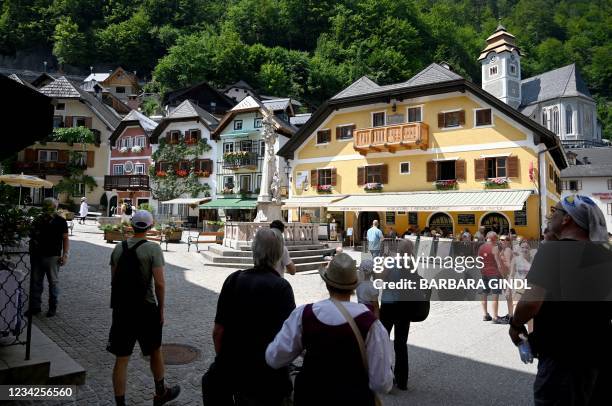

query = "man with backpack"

[{"left": 107, "top": 210, "right": 180, "bottom": 406}]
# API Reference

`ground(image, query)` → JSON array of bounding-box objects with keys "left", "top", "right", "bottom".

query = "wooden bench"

[
  {"left": 146, "top": 231, "right": 169, "bottom": 251},
  {"left": 187, "top": 232, "right": 224, "bottom": 252}
]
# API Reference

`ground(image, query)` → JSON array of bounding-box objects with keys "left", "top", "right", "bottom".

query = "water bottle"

[{"left": 518, "top": 334, "right": 533, "bottom": 364}]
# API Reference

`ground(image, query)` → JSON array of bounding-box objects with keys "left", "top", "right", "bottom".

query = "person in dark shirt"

[
  {"left": 29, "top": 198, "right": 69, "bottom": 317},
  {"left": 509, "top": 195, "right": 612, "bottom": 405},
  {"left": 212, "top": 228, "right": 296, "bottom": 406}
]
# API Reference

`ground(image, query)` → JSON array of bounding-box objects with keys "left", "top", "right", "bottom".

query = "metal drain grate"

[{"left": 162, "top": 343, "right": 200, "bottom": 365}]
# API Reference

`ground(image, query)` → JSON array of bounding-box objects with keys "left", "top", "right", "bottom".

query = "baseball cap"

[{"left": 131, "top": 210, "right": 154, "bottom": 229}]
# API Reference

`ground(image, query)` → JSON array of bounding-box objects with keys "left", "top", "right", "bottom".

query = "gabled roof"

[
  {"left": 565, "top": 147, "right": 612, "bottom": 166},
  {"left": 162, "top": 80, "right": 235, "bottom": 109},
  {"left": 262, "top": 98, "right": 293, "bottom": 111},
  {"left": 561, "top": 164, "right": 612, "bottom": 178},
  {"left": 331, "top": 64, "right": 463, "bottom": 100},
  {"left": 39, "top": 76, "right": 81, "bottom": 98},
  {"left": 8, "top": 74, "right": 38, "bottom": 91},
  {"left": 225, "top": 80, "right": 255, "bottom": 91},
  {"left": 109, "top": 110, "right": 158, "bottom": 146},
  {"left": 520, "top": 64, "right": 592, "bottom": 107},
  {"left": 213, "top": 95, "right": 297, "bottom": 137},
  {"left": 278, "top": 69, "right": 567, "bottom": 170},
  {"left": 84, "top": 73, "right": 110, "bottom": 82},
  {"left": 150, "top": 100, "right": 220, "bottom": 143},
  {"left": 290, "top": 113, "right": 312, "bottom": 126}
]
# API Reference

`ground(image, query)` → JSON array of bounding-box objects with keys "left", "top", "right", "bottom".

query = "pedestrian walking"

[
  {"left": 270, "top": 220, "right": 296, "bottom": 276},
  {"left": 379, "top": 239, "right": 430, "bottom": 390},
  {"left": 474, "top": 226, "right": 486, "bottom": 242},
  {"left": 478, "top": 232, "right": 509, "bottom": 324},
  {"left": 28, "top": 198, "right": 69, "bottom": 317},
  {"left": 78, "top": 197, "right": 88, "bottom": 224},
  {"left": 107, "top": 210, "right": 180, "bottom": 406},
  {"left": 366, "top": 220, "right": 384, "bottom": 258},
  {"left": 266, "top": 253, "right": 393, "bottom": 405},
  {"left": 498, "top": 235, "right": 514, "bottom": 318},
  {"left": 509, "top": 195, "right": 612, "bottom": 405},
  {"left": 210, "top": 228, "right": 296, "bottom": 406}
]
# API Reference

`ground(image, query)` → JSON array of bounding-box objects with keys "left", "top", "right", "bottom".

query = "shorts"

[
  {"left": 107, "top": 303, "right": 162, "bottom": 357},
  {"left": 479, "top": 275, "right": 503, "bottom": 295}
]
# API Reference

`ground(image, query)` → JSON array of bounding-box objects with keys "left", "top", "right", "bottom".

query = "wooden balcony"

[
  {"left": 15, "top": 161, "right": 71, "bottom": 176},
  {"left": 104, "top": 175, "right": 149, "bottom": 191},
  {"left": 353, "top": 122, "right": 429, "bottom": 155}
]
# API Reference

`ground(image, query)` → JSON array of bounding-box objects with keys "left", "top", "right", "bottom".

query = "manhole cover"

[{"left": 162, "top": 344, "right": 200, "bottom": 365}]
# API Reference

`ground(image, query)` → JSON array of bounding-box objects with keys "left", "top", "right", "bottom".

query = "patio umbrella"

[{"left": 0, "top": 173, "right": 53, "bottom": 205}]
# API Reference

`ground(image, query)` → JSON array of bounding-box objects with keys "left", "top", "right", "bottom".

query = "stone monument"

[{"left": 254, "top": 114, "right": 282, "bottom": 222}]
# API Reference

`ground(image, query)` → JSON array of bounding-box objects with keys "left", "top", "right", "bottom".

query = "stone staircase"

[{"left": 201, "top": 242, "right": 334, "bottom": 272}]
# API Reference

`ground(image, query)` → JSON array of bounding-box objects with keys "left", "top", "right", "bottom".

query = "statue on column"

[
  {"left": 270, "top": 171, "right": 281, "bottom": 202},
  {"left": 254, "top": 114, "right": 282, "bottom": 222}
]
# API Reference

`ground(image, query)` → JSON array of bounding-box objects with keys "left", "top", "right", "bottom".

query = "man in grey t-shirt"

[{"left": 270, "top": 220, "right": 296, "bottom": 276}]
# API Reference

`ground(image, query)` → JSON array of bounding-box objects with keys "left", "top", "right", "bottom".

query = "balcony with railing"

[
  {"left": 15, "top": 161, "right": 71, "bottom": 176},
  {"left": 353, "top": 122, "right": 429, "bottom": 155},
  {"left": 222, "top": 151, "right": 258, "bottom": 169},
  {"left": 104, "top": 175, "right": 149, "bottom": 191}
]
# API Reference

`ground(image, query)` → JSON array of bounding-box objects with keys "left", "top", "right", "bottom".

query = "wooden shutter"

[
  {"left": 84, "top": 117, "right": 92, "bottom": 128},
  {"left": 311, "top": 169, "right": 318, "bottom": 186},
  {"left": 458, "top": 110, "right": 466, "bottom": 126},
  {"left": 335, "top": 126, "right": 341, "bottom": 140},
  {"left": 65, "top": 116, "right": 73, "bottom": 127},
  {"left": 455, "top": 160, "right": 466, "bottom": 181},
  {"left": 507, "top": 156, "right": 519, "bottom": 178},
  {"left": 205, "top": 159, "right": 213, "bottom": 172},
  {"left": 349, "top": 124, "right": 356, "bottom": 137},
  {"left": 86, "top": 151, "right": 95, "bottom": 167},
  {"left": 381, "top": 164, "right": 388, "bottom": 184},
  {"left": 24, "top": 148, "right": 36, "bottom": 162},
  {"left": 474, "top": 159, "right": 486, "bottom": 181},
  {"left": 437, "top": 113, "right": 445, "bottom": 128},
  {"left": 155, "top": 162, "right": 161, "bottom": 172},
  {"left": 58, "top": 150, "right": 69, "bottom": 163},
  {"left": 426, "top": 161, "right": 437, "bottom": 182},
  {"left": 357, "top": 167, "right": 366, "bottom": 185},
  {"left": 331, "top": 168, "right": 337, "bottom": 186}
]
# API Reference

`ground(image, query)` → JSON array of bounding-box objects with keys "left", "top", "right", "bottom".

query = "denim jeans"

[
  {"left": 30, "top": 256, "right": 60, "bottom": 310},
  {"left": 369, "top": 249, "right": 381, "bottom": 258}
]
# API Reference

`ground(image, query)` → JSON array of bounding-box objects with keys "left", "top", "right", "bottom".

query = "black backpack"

[{"left": 111, "top": 240, "right": 150, "bottom": 309}]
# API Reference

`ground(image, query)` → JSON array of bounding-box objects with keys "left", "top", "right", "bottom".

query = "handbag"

[
  {"left": 331, "top": 299, "right": 383, "bottom": 406},
  {"left": 403, "top": 271, "right": 432, "bottom": 322}
]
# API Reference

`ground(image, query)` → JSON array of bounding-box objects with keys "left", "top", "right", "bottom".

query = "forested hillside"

[{"left": 1, "top": 0, "right": 610, "bottom": 137}]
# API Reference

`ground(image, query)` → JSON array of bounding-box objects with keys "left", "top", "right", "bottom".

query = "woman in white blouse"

[{"left": 265, "top": 253, "right": 394, "bottom": 406}]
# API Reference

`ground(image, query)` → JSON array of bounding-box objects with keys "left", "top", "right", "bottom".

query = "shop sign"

[
  {"left": 458, "top": 214, "right": 475, "bottom": 225},
  {"left": 592, "top": 192, "right": 612, "bottom": 200}
]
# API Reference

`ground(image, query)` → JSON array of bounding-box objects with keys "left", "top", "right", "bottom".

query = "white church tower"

[{"left": 478, "top": 23, "right": 522, "bottom": 109}]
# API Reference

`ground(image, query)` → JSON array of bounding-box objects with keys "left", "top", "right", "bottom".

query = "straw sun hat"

[{"left": 319, "top": 253, "right": 359, "bottom": 290}]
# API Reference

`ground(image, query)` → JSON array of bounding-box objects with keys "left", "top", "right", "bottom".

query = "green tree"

[{"left": 53, "top": 16, "right": 88, "bottom": 66}]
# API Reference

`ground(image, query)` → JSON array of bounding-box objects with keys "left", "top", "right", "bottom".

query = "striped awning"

[
  {"left": 326, "top": 190, "right": 534, "bottom": 212},
  {"left": 282, "top": 195, "right": 347, "bottom": 208}
]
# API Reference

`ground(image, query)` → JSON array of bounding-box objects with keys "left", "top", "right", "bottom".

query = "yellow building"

[{"left": 278, "top": 63, "right": 567, "bottom": 241}]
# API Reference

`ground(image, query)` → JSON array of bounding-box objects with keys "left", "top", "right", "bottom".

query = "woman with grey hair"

[{"left": 210, "top": 228, "right": 296, "bottom": 406}]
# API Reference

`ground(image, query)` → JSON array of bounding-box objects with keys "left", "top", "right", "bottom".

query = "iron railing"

[
  {"left": 0, "top": 250, "right": 32, "bottom": 360},
  {"left": 104, "top": 175, "right": 150, "bottom": 191}
]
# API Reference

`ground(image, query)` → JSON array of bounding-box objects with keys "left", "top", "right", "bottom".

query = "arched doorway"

[
  {"left": 480, "top": 212, "right": 510, "bottom": 235},
  {"left": 428, "top": 212, "right": 453, "bottom": 236},
  {"left": 109, "top": 195, "right": 118, "bottom": 216},
  {"left": 358, "top": 212, "right": 380, "bottom": 243}
]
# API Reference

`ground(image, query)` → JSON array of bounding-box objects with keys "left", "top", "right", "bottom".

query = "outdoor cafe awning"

[
  {"left": 326, "top": 190, "right": 534, "bottom": 212},
  {"left": 161, "top": 197, "right": 210, "bottom": 205},
  {"left": 282, "top": 195, "right": 347, "bottom": 208},
  {"left": 199, "top": 198, "right": 257, "bottom": 209}
]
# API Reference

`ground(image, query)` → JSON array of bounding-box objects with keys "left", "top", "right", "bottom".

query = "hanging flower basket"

[
  {"left": 485, "top": 177, "right": 509, "bottom": 189},
  {"left": 317, "top": 185, "right": 333, "bottom": 193},
  {"left": 434, "top": 179, "right": 457, "bottom": 190},
  {"left": 364, "top": 182, "right": 383, "bottom": 192}
]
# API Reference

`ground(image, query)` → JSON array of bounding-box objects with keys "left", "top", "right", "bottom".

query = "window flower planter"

[
  {"left": 156, "top": 170, "right": 167, "bottom": 177},
  {"left": 176, "top": 169, "right": 189, "bottom": 177},
  {"left": 364, "top": 182, "right": 383, "bottom": 192},
  {"left": 485, "top": 178, "right": 509, "bottom": 189},
  {"left": 434, "top": 179, "right": 457, "bottom": 190},
  {"left": 317, "top": 185, "right": 333, "bottom": 193},
  {"left": 195, "top": 170, "right": 210, "bottom": 177},
  {"left": 131, "top": 145, "right": 143, "bottom": 153},
  {"left": 119, "top": 147, "right": 129, "bottom": 154}
]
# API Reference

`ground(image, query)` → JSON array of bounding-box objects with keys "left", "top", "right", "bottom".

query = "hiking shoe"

[
  {"left": 482, "top": 313, "right": 492, "bottom": 321},
  {"left": 493, "top": 316, "right": 508, "bottom": 324},
  {"left": 153, "top": 385, "right": 181, "bottom": 406},
  {"left": 46, "top": 308, "right": 56, "bottom": 317}
]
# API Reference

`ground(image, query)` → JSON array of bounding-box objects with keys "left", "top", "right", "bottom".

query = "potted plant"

[
  {"left": 163, "top": 224, "right": 183, "bottom": 242},
  {"left": 434, "top": 179, "right": 457, "bottom": 190},
  {"left": 99, "top": 223, "right": 133, "bottom": 243},
  {"left": 485, "top": 177, "right": 509, "bottom": 189},
  {"left": 364, "top": 182, "right": 383, "bottom": 193},
  {"left": 131, "top": 145, "right": 143, "bottom": 153},
  {"left": 317, "top": 184, "right": 333, "bottom": 193},
  {"left": 119, "top": 146, "right": 129, "bottom": 154}
]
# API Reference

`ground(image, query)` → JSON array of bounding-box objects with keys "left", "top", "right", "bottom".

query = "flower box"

[
  {"left": 364, "top": 182, "right": 383, "bottom": 192},
  {"left": 156, "top": 171, "right": 167, "bottom": 177},
  {"left": 434, "top": 179, "right": 457, "bottom": 190},
  {"left": 195, "top": 170, "right": 210, "bottom": 177},
  {"left": 131, "top": 145, "right": 143, "bottom": 153},
  {"left": 317, "top": 185, "right": 333, "bottom": 193},
  {"left": 119, "top": 147, "right": 129, "bottom": 154},
  {"left": 184, "top": 138, "right": 198, "bottom": 145},
  {"left": 104, "top": 230, "right": 133, "bottom": 243},
  {"left": 176, "top": 169, "right": 189, "bottom": 177},
  {"left": 485, "top": 178, "right": 509, "bottom": 189}
]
